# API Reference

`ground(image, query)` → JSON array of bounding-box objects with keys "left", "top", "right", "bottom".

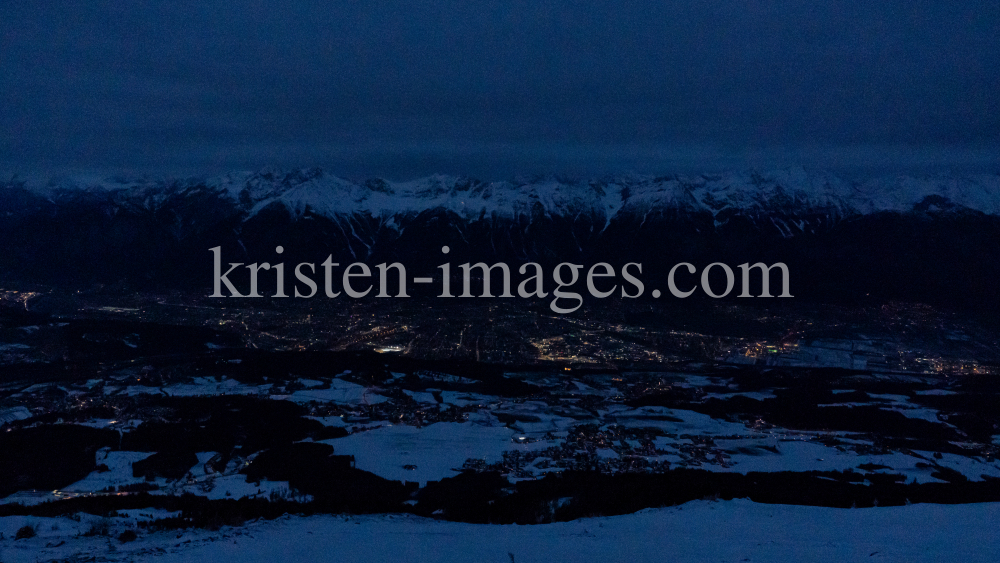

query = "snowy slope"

[{"left": 2, "top": 499, "right": 999, "bottom": 563}]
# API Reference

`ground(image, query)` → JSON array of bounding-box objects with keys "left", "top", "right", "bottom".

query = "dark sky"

[{"left": 2, "top": 0, "right": 998, "bottom": 178}]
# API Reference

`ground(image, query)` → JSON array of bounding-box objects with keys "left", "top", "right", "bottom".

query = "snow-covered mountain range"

[
  {"left": 11, "top": 167, "right": 1000, "bottom": 228},
  {"left": 2, "top": 168, "right": 999, "bottom": 309}
]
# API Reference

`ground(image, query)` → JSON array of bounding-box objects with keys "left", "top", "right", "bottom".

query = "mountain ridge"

[
  {"left": 6, "top": 168, "right": 1000, "bottom": 231},
  {"left": 3, "top": 167, "right": 1000, "bottom": 311}
]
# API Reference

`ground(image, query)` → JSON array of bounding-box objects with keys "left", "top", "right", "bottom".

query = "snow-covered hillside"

[{"left": 2, "top": 500, "right": 999, "bottom": 563}]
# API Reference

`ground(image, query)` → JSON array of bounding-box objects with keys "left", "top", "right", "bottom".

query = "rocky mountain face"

[{"left": 2, "top": 168, "right": 999, "bottom": 310}]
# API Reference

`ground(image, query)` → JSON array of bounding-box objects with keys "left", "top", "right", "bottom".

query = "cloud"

[{"left": 1, "top": 0, "right": 998, "bottom": 175}]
